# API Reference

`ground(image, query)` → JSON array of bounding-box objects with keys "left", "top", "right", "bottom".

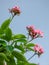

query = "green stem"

[
  {"left": 28, "top": 38, "right": 33, "bottom": 42},
  {"left": 28, "top": 53, "right": 36, "bottom": 61}
]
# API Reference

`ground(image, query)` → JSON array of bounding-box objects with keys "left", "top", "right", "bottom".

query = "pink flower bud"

[
  {"left": 9, "top": 6, "right": 21, "bottom": 16},
  {"left": 26, "top": 25, "right": 34, "bottom": 31}
]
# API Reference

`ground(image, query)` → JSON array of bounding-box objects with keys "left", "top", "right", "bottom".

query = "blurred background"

[{"left": 0, "top": 0, "right": 49, "bottom": 65}]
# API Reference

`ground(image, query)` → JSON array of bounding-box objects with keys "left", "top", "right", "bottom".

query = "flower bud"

[{"left": 9, "top": 6, "right": 21, "bottom": 17}]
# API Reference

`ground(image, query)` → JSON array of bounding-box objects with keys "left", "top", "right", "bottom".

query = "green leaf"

[
  {"left": 0, "top": 40, "right": 7, "bottom": 52},
  {"left": 1, "top": 18, "right": 11, "bottom": 30},
  {"left": 17, "top": 61, "right": 37, "bottom": 65},
  {"left": 17, "top": 60, "right": 26, "bottom": 65},
  {"left": 1, "top": 27, "right": 12, "bottom": 41},
  {"left": 7, "top": 56, "right": 16, "bottom": 65},
  {"left": 26, "top": 47, "right": 34, "bottom": 51},
  {"left": 12, "top": 50, "right": 27, "bottom": 62},
  {"left": 15, "top": 39, "right": 27, "bottom": 43},
  {"left": 0, "top": 53, "right": 9, "bottom": 61},
  {"left": 26, "top": 43, "right": 35, "bottom": 52},
  {"left": 28, "top": 63, "right": 38, "bottom": 65},
  {"left": 12, "top": 34, "right": 26, "bottom": 40},
  {"left": 4, "top": 27, "right": 12, "bottom": 41},
  {"left": 26, "top": 43, "right": 35, "bottom": 47},
  {"left": 0, "top": 60, "right": 4, "bottom": 65},
  {"left": 15, "top": 45, "right": 25, "bottom": 52},
  {"left": 0, "top": 27, "right": 4, "bottom": 34},
  {"left": 0, "top": 40, "right": 6, "bottom": 47},
  {"left": 6, "top": 45, "right": 14, "bottom": 52}
]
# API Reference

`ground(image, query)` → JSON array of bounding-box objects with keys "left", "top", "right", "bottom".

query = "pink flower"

[
  {"left": 35, "top": 30, "right": 43, "bottom": 37},
  {"left": 38, "top": 47, "right": 44, "bottom": 54},
  {"left": 34, "top": 44, "right": 40, "bottom": 52},
  {"left": 34, "top": 44, "right": 44, "bottom": 56},
  {"left": 26, "top": 25, "right": 43, "bottom": 39},
  {"left": 9, "top": 6, "right": 21, "bottom": 16}
]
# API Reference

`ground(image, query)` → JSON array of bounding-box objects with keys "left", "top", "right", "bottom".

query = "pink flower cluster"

[
  {"left": 34, "top": 44, "right": 44, "bottom": 56},
  {"left": 26, "top": 25, "right": 43, "bottom": 39},
  {"left": 9, "top": 6, "right": 21, "bottom": 16}
]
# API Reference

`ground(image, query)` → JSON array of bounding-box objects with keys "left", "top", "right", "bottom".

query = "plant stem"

[
  {"left": 27, "top": 33, "right": 29, "bottom": 40},
  {"left": 28, "top": 38, "right": 33, "bottom": 42},
  {"left": 28, "top": 53, "right": 36, "bottom": 61}
]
